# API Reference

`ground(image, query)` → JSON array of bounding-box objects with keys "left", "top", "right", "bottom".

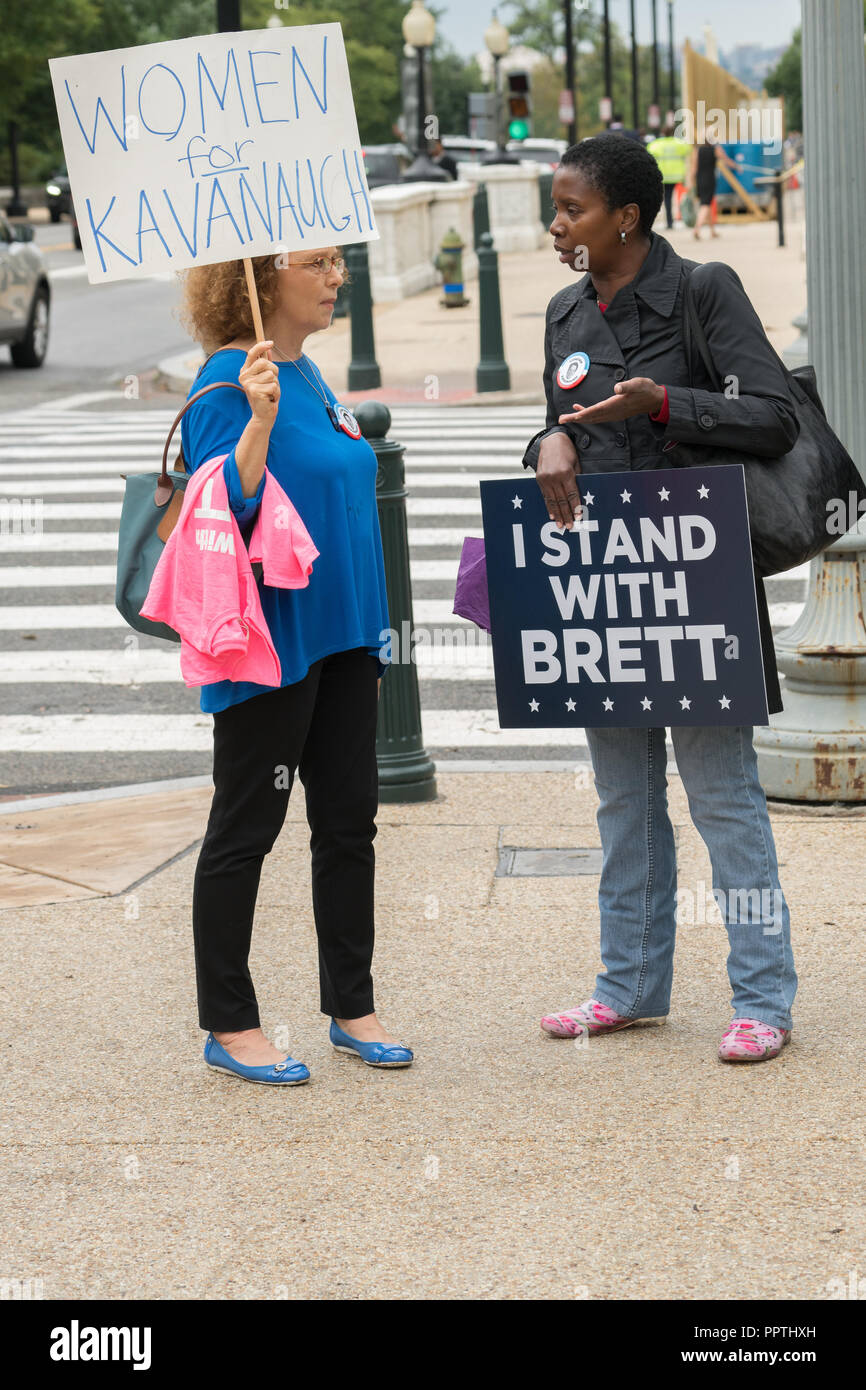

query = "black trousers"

[
  {"left": 192, "top": 646, "right": 380, "bottom": 1031},
  {"left": 663, "top": 183, "right": 675, "bottom": 228}
]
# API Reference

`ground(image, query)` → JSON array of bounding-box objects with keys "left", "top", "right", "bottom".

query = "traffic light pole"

[{"left": 563, "top": 1, "right": 576, "bottom": 148}]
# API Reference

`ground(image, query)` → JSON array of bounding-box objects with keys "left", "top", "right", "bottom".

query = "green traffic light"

[{"left": 508, "top": 118, "right": 529, "bottom": 140}]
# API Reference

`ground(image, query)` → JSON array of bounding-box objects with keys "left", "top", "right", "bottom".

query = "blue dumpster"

[{"left": 715, "top": 142, "right": 782, "bottom": 210}]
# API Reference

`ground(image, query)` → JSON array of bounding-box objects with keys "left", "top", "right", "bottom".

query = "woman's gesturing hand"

[
  {"left": 558, "top": 377, "right": 665, "bottom": 426},
  {"left": 536, "top": 430, "right": 582, "bottom": 531},
  {"left": 239, "top": 340, "right": 280, "bottom": 429}
]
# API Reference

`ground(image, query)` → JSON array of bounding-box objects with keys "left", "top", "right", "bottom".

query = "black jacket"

[{"left": 522, "top": 231, "right": 799, "bottom": 715}]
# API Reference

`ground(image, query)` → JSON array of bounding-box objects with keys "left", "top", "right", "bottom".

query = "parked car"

[
  {"left": 0, "top": 215, "right": 51, "bottom": 367},
  {"left": 505, "top": 138, "right": 567, "bottom": 168},
  {"left": 441, "top": 136, "right": 498, "bottom": 164},
  {"left": 45, "top": 167, "right": 73, "bottom": 222},
  {"left": 362, "top": 143, "right": 412, "bottom": 187}
]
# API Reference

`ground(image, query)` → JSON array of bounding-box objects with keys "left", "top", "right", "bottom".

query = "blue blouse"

[{"left": 180, "top": 348, "right": 390, "bottom": 713}]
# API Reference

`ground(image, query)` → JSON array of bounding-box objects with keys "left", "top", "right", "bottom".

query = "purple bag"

[{"left": 452, "top": 535, "right": 490, "bottom": 632}]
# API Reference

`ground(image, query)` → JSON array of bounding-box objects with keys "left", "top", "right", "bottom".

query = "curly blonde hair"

[{"left": 178, "top": 255, "right": 282, "bottom": 355}]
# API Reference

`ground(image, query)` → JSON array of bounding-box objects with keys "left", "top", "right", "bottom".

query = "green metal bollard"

[
  {"left": 473, "top": 181, "right": 490, "bottom": 249},
  {"left": 333, "top": 248, "right": 351, "bottom": 319},
  {"left": 346, "top": 243, "right": 381, "bottom": 391},
  {"left": 475, "top": 231, "right": 511, "bottom": 393},
  {"left": 433, "top": 227, "right": 469, "bottom": 307},
  {"left": 355, "top": 400, "right": 437, "bottom": 803},
  {"left": 538, "top": 169, "right": 554, "bottom": 225}
]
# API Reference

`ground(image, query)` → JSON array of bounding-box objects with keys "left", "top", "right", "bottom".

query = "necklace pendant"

[
  {"left": 325, "top": 402, "right": 342, "bottom": 432},
  {"left": 334, "top": 403, "right": 362, "bottom": 439}
]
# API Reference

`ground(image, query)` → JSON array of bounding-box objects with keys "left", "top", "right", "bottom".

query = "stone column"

[{"left": 754, "top": 0, "right": 866, "bottom": 800}]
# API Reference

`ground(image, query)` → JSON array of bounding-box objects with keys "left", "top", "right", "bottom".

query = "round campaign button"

[
  {"left": 555, "top": 350, "right": 590, "bottom": 390},
  {"left": 335, "top": 403, "right": 362, "bottom": 438}
]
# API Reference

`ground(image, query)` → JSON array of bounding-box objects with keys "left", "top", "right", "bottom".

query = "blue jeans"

[{"left": 583, "top": 725, "right": 797, "bottom": 1031}]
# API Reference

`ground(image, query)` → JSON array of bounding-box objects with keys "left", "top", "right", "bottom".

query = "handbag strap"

[
  {"left": 681, "top": 266, "right": 724, "bottom": 394},
  {"left": 155, "top": 350, "right": 248, "bottom": 504}
]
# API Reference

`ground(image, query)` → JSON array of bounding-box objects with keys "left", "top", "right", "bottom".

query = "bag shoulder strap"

[
  {"left": 156, "top": 347, "right": 248, "bottom": 503},
  {"left": 680, "top": 265, "right": 723, "bottom": 393}
]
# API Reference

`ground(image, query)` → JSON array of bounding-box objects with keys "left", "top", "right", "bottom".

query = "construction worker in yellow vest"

[{"left": 647, "top": 125, "right": 692, "bottom": 229}]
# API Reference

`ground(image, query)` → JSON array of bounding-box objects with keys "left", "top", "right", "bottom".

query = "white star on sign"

[
  {"left": 698, "top": 484, "right": 710, "bottom": 499},
  {"left": 640, "top": 696, "right": 653, "bottom": 710},
  {"left": 719, "top": 695, "right": 731, "bottom": 709},
  {"left": 620, "top": 489, "right": 632, "bottom": 503},
  {"left": 679, "top": 696, "right": 692, "bottom": 710},
  {"left": 529, "top": 698, "right": 540, "bottom": 712},
  {"left": 582, "top": 491, "right": 594, "bottom": 505},
  {"left": 565, "top": 698, "right": 576, "bottom": 712},
  {"left": 602, "top": 698, "right": 614, "bottom": 711},
  {"left": 658, "top": 486, "right": 670, "bottom": 501},
  {"left": 512, "top": 495, "right": 523, "bottom": 509}
]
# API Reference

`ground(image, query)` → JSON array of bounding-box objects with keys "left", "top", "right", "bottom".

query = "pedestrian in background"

[
  {"left": 176, "top": 248, "right": 414, "bottom": 1085},
  {"left": 431, "top": 138, "right": 458, "bottom": 180},
  {"left": 525, "top": 133, "right": 799, "bottom": 1063},
  {"left": 647, "top": 123, "right": 692, "bottom": 229},
  {"left": 689, "top": 135, "right": 737, "bottom": 240}
]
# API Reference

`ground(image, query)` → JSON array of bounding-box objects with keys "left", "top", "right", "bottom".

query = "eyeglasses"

[{"left": 290, "top": 255, "right": 347, "bottom": 276}]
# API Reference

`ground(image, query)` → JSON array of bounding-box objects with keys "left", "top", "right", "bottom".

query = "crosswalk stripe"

[
  {"left": 0, "top": 527, "right": 481, "bottom": 553},
  {"left": 0, "top": 459, "right": 527, "bottom": 479},
  {"left": 0, "top": 499, "right": 489, "bottom": 519},
  {"left": 0, "top": 647, "right": 493, "bottom": 683},
  {"left": 0, "top": 565, "right": 116, "bottom": 588},
  {"left": 0, "top": 600, "right": 474, "bottom": 630},
  {"left": 0, "top": 711, "right": 589, "bottom": 752},
  {"left": 0, "top": 600, "right": 809, "bottom": 632},
  {"left": 0, "top": 473, "right": 520, "bottom": 495}
]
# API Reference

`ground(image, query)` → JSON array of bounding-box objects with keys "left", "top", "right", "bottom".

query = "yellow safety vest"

[{"left": 647, "top": 137, "right": 690, "bottom": 184}]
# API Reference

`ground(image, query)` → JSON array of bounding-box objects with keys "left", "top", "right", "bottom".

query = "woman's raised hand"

[
  {"left": 536, "top": 430, "right": 582, "bottom": 531},
  {"left": 239, "top": 340, "right": 280, "bottom": 428}
]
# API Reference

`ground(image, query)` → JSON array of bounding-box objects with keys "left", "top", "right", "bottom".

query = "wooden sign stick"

[{"left": 242, "top": 257, "right": 266, "bottom": 343}]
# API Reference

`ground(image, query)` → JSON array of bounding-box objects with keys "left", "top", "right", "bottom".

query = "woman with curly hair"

[
  {"left": 525, "top": 135, "right": 798, "bottom": 1063},
  {"left": 178, "top": 247, "right": 413, "bottom": 1085}
]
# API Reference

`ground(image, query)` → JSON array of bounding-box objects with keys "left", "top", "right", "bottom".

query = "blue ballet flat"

[
  {"left": 203, "top": 1033, "right": 310, "bottom": 1086},
  {"left": 329, "top": 1018, "right": 414, "bottom": 1068}
]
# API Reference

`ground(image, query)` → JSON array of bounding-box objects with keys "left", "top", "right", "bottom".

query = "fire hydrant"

[{"left": 433, "top": 228, "right": 469, "bottom": 307}]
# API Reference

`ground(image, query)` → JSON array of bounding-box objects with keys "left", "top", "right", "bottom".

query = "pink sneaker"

[
  {"left": 540, "top": 997, "right": 666, "bottom": 1038},
  {"left": 718, "top": 1017, "right": 791, "bottom": 1063}
]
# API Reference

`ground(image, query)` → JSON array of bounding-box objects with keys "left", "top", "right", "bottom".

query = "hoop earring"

[{"left": 620, "top": 229, "right": 627, "bottom": 244}]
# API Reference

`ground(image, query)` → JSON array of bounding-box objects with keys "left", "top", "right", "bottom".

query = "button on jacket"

[{"left": 522, "top": 231, "right": 799, "bottom": 714}]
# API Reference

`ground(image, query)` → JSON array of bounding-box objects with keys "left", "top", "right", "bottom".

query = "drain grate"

[{"left": 496, "top": 847, "right": 603, "bottom": 877}]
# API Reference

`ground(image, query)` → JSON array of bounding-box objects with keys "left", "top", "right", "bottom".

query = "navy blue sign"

[{"left": 480, "top": 464, "right": 768, "bottom": 728}]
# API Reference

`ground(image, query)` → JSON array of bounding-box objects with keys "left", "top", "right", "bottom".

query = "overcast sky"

[{"left": 435, "top": 0, "right": 801, "bottom": 59}]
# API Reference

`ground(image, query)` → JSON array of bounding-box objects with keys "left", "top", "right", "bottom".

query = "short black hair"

[{"left": 559, "top": 132, "right": 664, "bottom": 237}]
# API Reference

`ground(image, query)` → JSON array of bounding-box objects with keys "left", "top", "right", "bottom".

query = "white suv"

[{"left": 0, "top": 215, "right": 51, "bottom": 368}]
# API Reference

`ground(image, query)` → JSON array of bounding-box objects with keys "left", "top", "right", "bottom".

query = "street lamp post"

[
  {"left": 401, "top": 1, "right": 449, "bottom": 182},
  {"left": 753, "top": 0, "right": 866, "bottom": 801},
  {"left": 629, "top": 0, "right": 639, "bottom": 131},
  {"left": 650, "top": 0, "right": 660, "bottom": 127},
  {"left": 666, "top": 0, "right": 676, "bottom": 119},
  {"left": 483, "top": 13, "right": 520, "bottom": 163},
  {"left": 602, "top": 0, "right": 613, "bottom": 119},
  {"left": 563, "top": 1, "right": 576, "bottom": 148}
]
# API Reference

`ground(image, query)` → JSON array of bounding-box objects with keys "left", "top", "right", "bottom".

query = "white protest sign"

[{"left": 49, "top": 23, "right": 378, "bottom": 284}]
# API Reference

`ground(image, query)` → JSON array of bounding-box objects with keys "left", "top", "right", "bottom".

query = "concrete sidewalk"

[
  {"left": 1, "top": 769, "right": 862, "bottom": 1300},
  {"left": 158, "top": 217, "right": 806, "bottom": 403}
]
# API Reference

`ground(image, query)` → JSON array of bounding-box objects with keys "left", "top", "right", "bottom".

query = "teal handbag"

[
  {"left": 115, "top": 377, "right": 246, "bottom": 642},
  {"left": 679, "top": 190, "right": 697, "bottom": 227}
]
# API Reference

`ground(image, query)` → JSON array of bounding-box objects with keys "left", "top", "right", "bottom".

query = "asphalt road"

[{"left": 0, "top": 217, "right": 193, "bottom": 410}]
